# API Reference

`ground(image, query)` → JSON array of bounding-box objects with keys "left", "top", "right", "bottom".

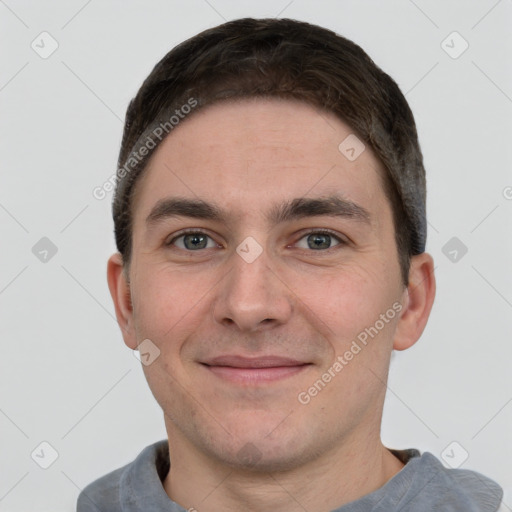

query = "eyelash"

[{"left": 165, "top": 229, "right": 347, "bottom": 251}]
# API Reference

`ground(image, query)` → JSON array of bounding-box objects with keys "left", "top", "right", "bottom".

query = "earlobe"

[
  {"left": 107, "top": 253, "right": 138, "bottom": 350},
  {"left": 393, "top": 252, "right": 436, "bottom": 351}
]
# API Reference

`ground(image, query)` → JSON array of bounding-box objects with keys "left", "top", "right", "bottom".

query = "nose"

[{"left": 211, "top": 244, "right": 294, "bottom": 333}]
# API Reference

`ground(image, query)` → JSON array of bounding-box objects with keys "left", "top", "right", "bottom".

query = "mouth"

[{"left": 200, "top": 355, "right": 312, "bottom": 384}]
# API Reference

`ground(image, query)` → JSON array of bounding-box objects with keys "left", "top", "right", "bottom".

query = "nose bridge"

[{"left": 212, "top": 241, "right": 293, "bottom": 331}]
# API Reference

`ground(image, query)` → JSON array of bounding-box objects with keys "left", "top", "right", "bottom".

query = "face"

[{"left": 114, "top": 98, "right": 414, "bottom": 471}]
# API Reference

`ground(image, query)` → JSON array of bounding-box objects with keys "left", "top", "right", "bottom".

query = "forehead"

[{"left": 131, "top": 98, "right": 389, "bottom": 224}]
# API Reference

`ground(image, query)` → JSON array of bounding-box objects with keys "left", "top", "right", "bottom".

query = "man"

[{"left": 78, "top": 17, "right": 503, "bottom": 511}]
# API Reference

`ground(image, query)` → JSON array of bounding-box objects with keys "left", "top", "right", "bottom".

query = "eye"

[
  {"left": 295, "top": 230, "right": 345, "bottom": 251},
  {"left": 167, "top": 231, "right": 218, "bottom": 251}
]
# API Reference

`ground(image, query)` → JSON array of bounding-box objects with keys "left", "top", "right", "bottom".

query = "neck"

[{"left": 163, "top": 428, "right": 404, "bottom": 512}]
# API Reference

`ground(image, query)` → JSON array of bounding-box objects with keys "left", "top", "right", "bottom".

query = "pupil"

[
  {"left": 308, "top": 234, "right": 330, "bottom": 250},
  {"left": 185, "top": 234, "right": 207, "bottom": 250}
]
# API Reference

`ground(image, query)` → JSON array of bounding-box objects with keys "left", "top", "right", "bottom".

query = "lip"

[
  {"left": 201, "top": 355, "right": 311, "bottom": 384},
  {"left": 204, "top": 355, "right": 307, "bottom": 368}
]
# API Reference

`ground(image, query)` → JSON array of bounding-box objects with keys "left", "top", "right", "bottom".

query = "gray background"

[{"left": 1, "top": 0, "right": 511, "bottom": 510}]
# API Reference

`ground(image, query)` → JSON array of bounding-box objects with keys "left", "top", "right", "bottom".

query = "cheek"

[
  {"left": 130, "top": 265, "right": 208, "bottom": 343},
  {"left": 306, "top": 265, "right": 399, "bottom": 371},
  {"left": 308, "top": 264, "right": 388, "bottom": 329},
  {"left": 132, "top": 268, "right": 207, "bottom": 405}
]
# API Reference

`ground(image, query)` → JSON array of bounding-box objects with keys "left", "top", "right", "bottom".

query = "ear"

[
  {"left": 107, "top": 253, "right": 138, "bottom": 350},
  {"left": 393, "top": 252, "right": 436, "bottom": 351}
]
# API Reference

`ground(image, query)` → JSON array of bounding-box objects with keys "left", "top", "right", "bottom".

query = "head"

[{"left": 107, "top": 18, "right": 435, "bottom": 472}]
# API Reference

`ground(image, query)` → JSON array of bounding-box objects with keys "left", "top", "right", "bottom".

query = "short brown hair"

[{"left": 113, "top": 17, "right": 427, "bottom": 287}]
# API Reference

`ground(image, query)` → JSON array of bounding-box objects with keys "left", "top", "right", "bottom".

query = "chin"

[
  {"left": 218, "top": 439, "right": 311, "bottom": 474},
  {"left": 207, "top": 418, "right": 317, "bottom": 474}
]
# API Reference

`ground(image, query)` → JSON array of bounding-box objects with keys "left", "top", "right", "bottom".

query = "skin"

[{"left": 107, "top": 98, "right": 436, "bottom": 512}]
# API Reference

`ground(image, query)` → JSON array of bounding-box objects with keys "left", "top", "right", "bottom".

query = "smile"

[{"left": 200, "top": 355, "right": 312, "bottom": 384}]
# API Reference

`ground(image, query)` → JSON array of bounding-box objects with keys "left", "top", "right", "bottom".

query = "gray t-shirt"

[{"left": 76, "top": 440, "right": 503, "bottom": 511}]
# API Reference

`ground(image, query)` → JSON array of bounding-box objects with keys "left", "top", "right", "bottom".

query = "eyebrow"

[{"left": 145, "top": 195, "right": 372, "bottom": 227}]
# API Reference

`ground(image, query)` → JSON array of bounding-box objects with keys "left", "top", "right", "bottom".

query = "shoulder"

[
  {"left": 407, "top": 451, "right": 504, "bottom": 511},
  {"left": 76, "top": 440, "right": 169, "bottom": 512},
  {"left": 77, "top": 465, "right": 126, "bottom": 512}
]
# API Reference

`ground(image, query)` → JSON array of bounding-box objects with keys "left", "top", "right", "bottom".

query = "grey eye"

[
  {"left": 172, "top": 232, "right": 216, "bottom": 250},
  {"left": 296, "top": 232, "right": 342, "bottom": 250}
]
